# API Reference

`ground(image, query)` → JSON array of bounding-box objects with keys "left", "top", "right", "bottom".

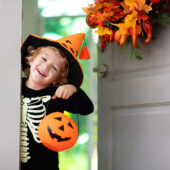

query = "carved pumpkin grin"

[{"left": 47, "top": 125, "right": 71, "bottom": 142}]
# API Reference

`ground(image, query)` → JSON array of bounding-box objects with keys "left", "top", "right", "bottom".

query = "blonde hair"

[{"left": 24, "top": 46, "right": 69, "bottom": 85}]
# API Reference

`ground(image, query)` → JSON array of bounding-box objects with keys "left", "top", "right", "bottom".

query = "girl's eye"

[
  {"left": 52, "top": 66, "right": 57, "bottom": 71},
  {"left": 42, "top": 57, "right": 47, "bottom": 61}
]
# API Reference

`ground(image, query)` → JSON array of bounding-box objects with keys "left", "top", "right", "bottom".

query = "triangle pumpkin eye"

[
  {"left": 59, "top": 125, "right": 64, "bottom": 131},
  {"left": 54, "top": 117, "right": 62, "bottom": 121},
  {"left": 68, "top": 122, "right": 74, "bottom": 129}
]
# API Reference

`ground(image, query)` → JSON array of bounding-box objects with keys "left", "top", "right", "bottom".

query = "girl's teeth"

[{"left": 37, "top": 69, "right": 46, "bottom": 77}]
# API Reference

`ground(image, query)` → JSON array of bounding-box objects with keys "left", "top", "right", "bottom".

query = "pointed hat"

[{"left": 21, "top": 33, "right": 90, "bottom": 87}]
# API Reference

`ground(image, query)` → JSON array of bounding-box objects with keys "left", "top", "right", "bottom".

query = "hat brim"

[{"left": 21, "top": 34, "right": 84, "bottom": 87}]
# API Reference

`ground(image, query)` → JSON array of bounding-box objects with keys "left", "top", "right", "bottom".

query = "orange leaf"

[
  {"left": 95, "top": 26, "right": 112, "bottom": 36},
  {"left": 82, "top": 7, "right": 92, "bottom": 15}
]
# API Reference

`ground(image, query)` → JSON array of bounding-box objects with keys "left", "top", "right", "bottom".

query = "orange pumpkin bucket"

[{"left": 38, "top": 112, "right": 78, "bottom": 152}]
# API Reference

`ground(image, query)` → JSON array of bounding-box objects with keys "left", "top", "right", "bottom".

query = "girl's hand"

[{"left": 52, "top": 84, "right": 77, "bottom": 100}]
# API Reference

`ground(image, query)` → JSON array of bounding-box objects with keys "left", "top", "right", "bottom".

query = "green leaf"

[{"left": 151, "top": 12, "right": 170, "bottom": 26}]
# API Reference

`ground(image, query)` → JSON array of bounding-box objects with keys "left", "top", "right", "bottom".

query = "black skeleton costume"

[{"left": 21, "top": 78, "right": 94, "bottom": 170}]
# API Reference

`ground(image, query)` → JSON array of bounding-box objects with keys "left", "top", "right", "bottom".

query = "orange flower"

[
  {"left": 83, "top": 0, "right": 154, "bottom": 50},
  {"left": 95, "top": 26, "right": 114, "bottom": 36},
  {"left": 113, "top": 0, "right": 152, "bottom": 47},
  {"left": 123, "top": 0, "right": 152, "bottom": 13}
]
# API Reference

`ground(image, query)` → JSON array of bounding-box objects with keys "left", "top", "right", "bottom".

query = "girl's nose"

[{"left": 42, "top": 63, "right": 49, "bottom": 72}]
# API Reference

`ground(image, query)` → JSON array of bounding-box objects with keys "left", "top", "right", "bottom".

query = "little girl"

[{"left": 21, "top": 33, "right": 94, "bottom": 170}]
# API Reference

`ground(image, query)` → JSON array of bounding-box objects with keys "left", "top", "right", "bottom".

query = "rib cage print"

[{"left": 20, "top": 95, "right": 51, "bottom": 163}]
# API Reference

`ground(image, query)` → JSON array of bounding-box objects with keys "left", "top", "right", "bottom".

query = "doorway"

[{"left": 22, "top": 0, "right": 98, "bottom": 169}]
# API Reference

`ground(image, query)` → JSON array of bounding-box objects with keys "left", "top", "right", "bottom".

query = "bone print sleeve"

[{"left": 65, "top": 88, "right": 94, "bottom": 115}]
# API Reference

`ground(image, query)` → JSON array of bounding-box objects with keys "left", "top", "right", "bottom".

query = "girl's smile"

[{"left": 37, "top": 68, "right": 47, "bottom": 77}]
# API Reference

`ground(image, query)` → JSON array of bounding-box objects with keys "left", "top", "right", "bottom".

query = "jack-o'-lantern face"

[{"left": 38, "top": 112, "right": 78, "bottom": 152}]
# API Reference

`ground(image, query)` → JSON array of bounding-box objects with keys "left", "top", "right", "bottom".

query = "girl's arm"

[
  {"left": 65, "top": 88, "right": 94, "bottom": 115},
  {"left": 52, "top": 84, "right": 94, "bottom": 115}
]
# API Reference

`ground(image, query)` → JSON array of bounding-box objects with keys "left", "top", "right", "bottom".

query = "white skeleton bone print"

[{"left": 20, "top": 95, "right": 51, "bottom": 163}]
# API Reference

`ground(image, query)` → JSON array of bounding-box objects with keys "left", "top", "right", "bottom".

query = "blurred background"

[{"left": 22, "top": 0, "right": 98, "bottom": 170}]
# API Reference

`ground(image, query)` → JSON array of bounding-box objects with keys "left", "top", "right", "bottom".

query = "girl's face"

[{"left": 28, "top": 48, "right": 63, "bottom": 89}]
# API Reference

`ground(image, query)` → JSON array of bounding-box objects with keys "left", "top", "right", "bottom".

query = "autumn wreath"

[{"left": 83, "top": 0, "right": 170, "bottom": 60}]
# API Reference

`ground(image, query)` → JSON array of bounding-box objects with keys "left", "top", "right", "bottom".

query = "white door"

[
  {"left": 0, "top": 0, "right": 22, "bottom": 169},
  {"left": 97, "top": 26, "right": 170, "bottom": 170}
]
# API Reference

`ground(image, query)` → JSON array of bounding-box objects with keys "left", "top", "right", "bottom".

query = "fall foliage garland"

[{"left": 83, "top": 0, "right": 170, "bottom": 60}]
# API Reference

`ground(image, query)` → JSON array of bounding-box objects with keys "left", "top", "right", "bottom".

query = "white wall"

[
  {"left": 22, "top": 0, "right": 42, "bottom": 40},
  {"left": 0, "top": 0, "right": 22, "bottom": 169}
]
